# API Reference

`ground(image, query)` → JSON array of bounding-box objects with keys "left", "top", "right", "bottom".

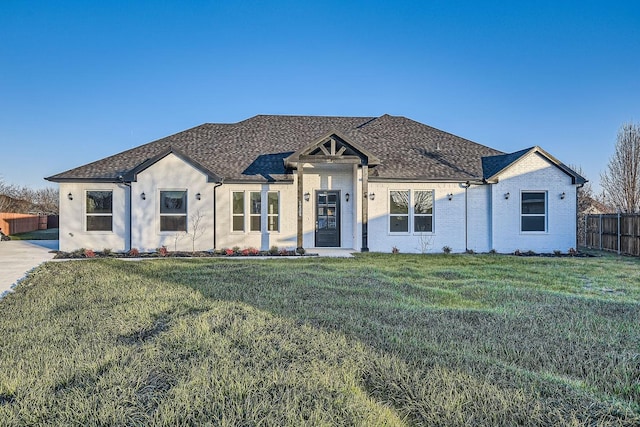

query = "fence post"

[
  {"left": 617, "top": 212, "right": 621, "bottom": 255},
  {"left": 599, "top": 214, "right": 602, "bottom": 250},
  {"left": 584, "top": 214, "right": 588, "bottom": 247}
]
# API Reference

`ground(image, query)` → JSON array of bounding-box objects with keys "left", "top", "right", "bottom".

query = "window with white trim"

[
  {"left": 160, "top": 190, "right": 187, "bottom": 232},
  {"left": 250, "top": 191, "right": 261, "bottom": 231},
  {"left": 86, "top": 191, "right": 113, "bottom": 231},
  {"left": 389, "top": 190, "right": 435, "bottom": 233},
  {"left": 267, "top": 191, "right": 279, "bottom": 232},
  {"left": 232, "top": 191, "right": 244, "bottom": 231},
  {"left": 521, "top": 191, "right": 546, "bottom": 232},
  {"left": 414, "top": 191, "right": 433, "bottom": 232},
  {"left": 390, "top": 190, "right": 409, "bottom": 232}
]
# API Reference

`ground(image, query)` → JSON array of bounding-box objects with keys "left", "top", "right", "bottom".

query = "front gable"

[
  {"left": 482, "top": 146, "right": 586, "bottom": 185},
  {"left": 284, "top": 131, "right": 381, "bottom": 168},
  {"left": 125, "top": 146, "right": 222, "bottom": 183}
]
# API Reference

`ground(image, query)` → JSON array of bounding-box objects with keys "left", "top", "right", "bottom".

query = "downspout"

[
  {"left": 462, "top": 181, "right": 470, "bottom": 252},
  {"left": 119, "top": 176, "right": 132, "bottom": 251},
  {"left": 576, "top": 183, "right": 584, "bottom": 251},
  {"left": 213, "top": 180, "right": 224, "bottom": 250}
]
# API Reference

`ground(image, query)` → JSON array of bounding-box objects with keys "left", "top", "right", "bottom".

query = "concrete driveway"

[{"left": 0, "top": 240, "right": 58, "bottom": 298}]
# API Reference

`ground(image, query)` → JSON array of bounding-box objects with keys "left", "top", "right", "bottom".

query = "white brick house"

[{"left": 46, "top": 115, "right": 586, "bottom": 254}]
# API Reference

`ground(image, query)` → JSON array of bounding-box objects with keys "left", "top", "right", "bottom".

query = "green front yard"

[{"left": 0, "top": 254, "right": 638, "bottom": 426}]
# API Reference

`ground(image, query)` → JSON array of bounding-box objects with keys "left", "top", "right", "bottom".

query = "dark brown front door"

[{"left": 315, "top": 191, "right": 340, "bottom": 247}]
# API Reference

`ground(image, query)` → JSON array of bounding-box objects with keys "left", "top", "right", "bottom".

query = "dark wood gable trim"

[{"left": 284, "top": 130, "right": 381, "bottom": 168}]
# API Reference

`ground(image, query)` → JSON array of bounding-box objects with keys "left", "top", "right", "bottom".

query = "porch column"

[
  {"left": 361, "top": 165, "right": 369, "bottom": 252},
  {"left": 297, "top": 165, "right": 304, "bottom": 251}
]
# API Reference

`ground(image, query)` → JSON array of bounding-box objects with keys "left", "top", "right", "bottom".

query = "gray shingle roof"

[
  {"left": 481, "top": 147, "right": 533, "bottom": 180},
  {"left": 46, "top": 114, "right": 507, "bottom": 183}
]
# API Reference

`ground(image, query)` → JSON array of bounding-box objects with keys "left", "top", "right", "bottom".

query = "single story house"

[{"left": 46, "top": 114, "right": 586, "bottom": 254}]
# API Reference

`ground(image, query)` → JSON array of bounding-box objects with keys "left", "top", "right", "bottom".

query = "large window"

[
  {"left": 232, "top": 191, "right": 280, "bottom": 233},
  {"left": 250, "top": 192, "right": 261, "bottom": 231},
  {"left": 389, "top": 190, "right": 434, "bottom": 233},
  {"left": 86, "top": 191, "right": 113, "bottom": 231},
  {"left": 521, "top": 191, "right": 546, "bottom": 232},
  {"left": 232, "top": 192, "right": 244, "bottom": 231},
  {"left": 160, "top": 191, "right": 187, "bottom": 232},
  {"left": 267, "top": 192, "right": 279, "bottom": 231}
]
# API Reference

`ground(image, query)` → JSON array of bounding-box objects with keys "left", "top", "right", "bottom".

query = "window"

[
  {"left": 390, "top": 190, "right": 409, "bottom": 232},
  {"left": 414, "top": 191, "right": 433, "bottom": 232},
  {"left": 250, "top": 192, "right": 261, "bottom": 231},
  {"left": 231, "top": 191, "right": 280, "bottom": 233},
  {"left": 389, "top": 190, "right": 435, "bottom": 233},
  {"left": 267, "top": 191, "right": 279, "bottom": 231},
  {"left": 160, "top": 191, "right": 187, "bottom": 232},
  {"left": 521, "top": 192, "right": 546, "bottom": 232},
  {"left": 86, "top": 191, "right": 113, "bottom": 231},
  {"left": 232, "top": 192, "right": 244, "bottom": 231}
]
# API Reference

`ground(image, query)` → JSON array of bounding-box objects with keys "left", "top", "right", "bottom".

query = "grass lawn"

[
  {"left": 8, "top": 228, "right": 59, "bottom": 240},
  {"left": 0, "top": 254, "right": 639, "bottom": 426}
]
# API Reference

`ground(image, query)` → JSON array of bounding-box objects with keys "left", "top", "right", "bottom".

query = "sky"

[{"left": 1, "top": 0, "right": 639, "bottom": 193}]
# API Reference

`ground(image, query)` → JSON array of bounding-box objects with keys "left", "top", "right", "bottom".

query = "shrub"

[
  {"left": 157, "top": 246, "right": 168, "bottom": 257},
  {"left": 248, "top": 247, "right": 260, "bottom": 256},
  {"left": 84, "top": 249, "right": 95, "bottom": 258},
  {"left": 392, "top": 246, "right": 399, "bottom": 254},
  {"left": 241, "top": 248, "right": 250, "bottom": 256},
  {"left": 232, "top": 246, "right": 241, "bottom": 254},
  {"left": 279, "top": 248, "right": 290, "bottom": 256},
  {"left": 269, "top": 245, "right": 279, "bottom": 255},
  {"left": 71, "top": 248, "right": 85, "bottom": 258},
  {"left": 568, "top": 247, "right": 578, "bottom": 256},
  {"left": 296, "top": 247, "right": 306, "bottom": 255},
  {"left": 465, "top": 249, "right": 475, "bottom": 255},
  {"left": 224, "top": 248, "right": 235, "bottom": 256},
  {"left": 489, "top": 249, "right": 497, "bottom": 254},
  {"left": 442, "top": 246, "right": 452, "bottom": 254},
  {"left": 102, "top": 248, "right": 112, "bottom": 256},
  {"left": 128, "top": 248, "right": 140, "bottom": 257},
  {"left": 525, "top": 250, "right": 536, "bottom": 256},
  {"left": 553, "top": 249, "right": 562, "bottom": 256},
  {"left": 514, "top": 249, "right": 522, "bottom": 256}
]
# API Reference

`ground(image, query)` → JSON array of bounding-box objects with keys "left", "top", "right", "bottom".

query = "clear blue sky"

[{"left": 2, "top": 0, "right": 639, "bottom": 192}]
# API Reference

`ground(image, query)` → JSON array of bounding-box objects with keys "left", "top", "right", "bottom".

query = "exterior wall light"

[
  {"left": 196, "top": 192, "right": 201, "bottom": 200},
  {"left": 504, "top": 192, "right": 510, "bottom": 200},
  {"left": 369, "top": 192, "right": 375, "bottom": 201},
  {"left": 345, "top": 193, "right": 350, "bottom": 202},
  {"left": 67, "top": 192, "right": 73, "bottom": 200},
  {"left": 303, "top": 192, "right": 310, "bottom": 202},
  {"left": 560, "top": 192, "right": 565, "bottom": 200},
  {"left": 141, "top": 192, "right": 146, "bottom": 200},
  {"left": 447, "top": 193, "right": 453, "bottom": 201}
]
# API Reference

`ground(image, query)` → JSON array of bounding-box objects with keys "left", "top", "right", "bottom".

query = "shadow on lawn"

[{"left": 127, "top": 258, "right": 640, "bottom": 425}]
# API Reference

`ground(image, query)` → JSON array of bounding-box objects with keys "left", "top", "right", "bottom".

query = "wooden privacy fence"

[
  {"left": 0, "top": 213, "right": 42, "bottom": 236},
  {"left": 585, "top": 214, "right": 640, "bottom": 256}
]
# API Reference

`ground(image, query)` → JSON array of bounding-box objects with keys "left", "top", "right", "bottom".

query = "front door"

[{"left": 315, "top": 191, "right": 340, "bottom": 247}]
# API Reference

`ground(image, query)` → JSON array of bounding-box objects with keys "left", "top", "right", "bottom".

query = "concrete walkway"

[
  {"left": 0, "top": 240, "right": 58, "bottom": 298},
  {"left": 308, "top": 248, "right": 355, "bottom": 258}
]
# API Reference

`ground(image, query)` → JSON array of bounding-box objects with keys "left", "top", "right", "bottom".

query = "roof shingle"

[{"left": 46, "top": 114, "right": 506, "bottom": 183}]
